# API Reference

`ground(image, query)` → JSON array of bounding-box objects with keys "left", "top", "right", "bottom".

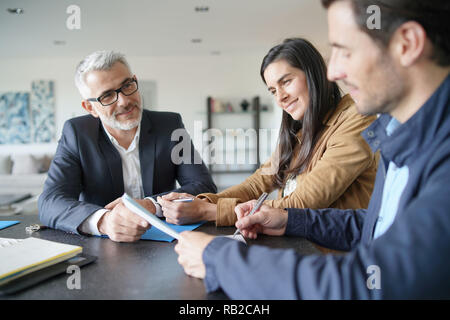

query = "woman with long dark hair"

[{"left": 158, "top": 38, "right": 378, "bottom": 237}]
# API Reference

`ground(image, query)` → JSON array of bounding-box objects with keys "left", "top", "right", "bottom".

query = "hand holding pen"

[
  {"left": 157, "top": 192, "right": 216, "bottom": 225},
  {"left": 234, "top": 194, "right": 289, "bottom": 239}
]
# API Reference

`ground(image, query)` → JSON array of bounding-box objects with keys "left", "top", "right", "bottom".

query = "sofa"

[{"left": 0, "top": 152, "right": 53, "bottom": 215}]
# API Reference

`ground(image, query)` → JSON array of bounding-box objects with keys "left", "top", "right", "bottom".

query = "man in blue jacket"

[{"left": 174, "top": 0, "right": 450, "bottom": 299}]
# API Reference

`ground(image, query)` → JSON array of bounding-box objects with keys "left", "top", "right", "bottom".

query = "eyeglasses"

[{"left": 87, "top": 78, "right": 139, "bottom": 106}]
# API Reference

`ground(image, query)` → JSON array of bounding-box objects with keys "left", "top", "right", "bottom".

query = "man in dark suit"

[{"left": 38, "top": 51, "right": 216, "bottom": 242}]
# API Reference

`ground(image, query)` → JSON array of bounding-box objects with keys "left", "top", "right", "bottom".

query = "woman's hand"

[{"left": 158, "top": 192, "right": 217, "bottom": 224}]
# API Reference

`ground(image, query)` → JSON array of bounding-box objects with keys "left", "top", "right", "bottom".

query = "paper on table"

[{"left": 225, "top": 234, "right": 247, "bottom": 244}]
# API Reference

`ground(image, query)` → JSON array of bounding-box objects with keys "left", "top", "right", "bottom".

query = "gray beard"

[{"left": 99, "top": 106, "right": 143, "bottom": 131}]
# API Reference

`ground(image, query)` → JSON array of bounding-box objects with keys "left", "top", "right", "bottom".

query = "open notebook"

[{"left": 0, "top": 237, "right": 82, "bottom": 286}]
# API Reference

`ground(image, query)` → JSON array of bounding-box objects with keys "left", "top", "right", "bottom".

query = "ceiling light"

[
  {"left": 191, "top": 38, "right": 202, "bottom": 43},
  {"left": 194, "top": 6, "right": 209, "bottom": 12},
  {"left": 7, "top": 8, "right": 24, "bottom": 14}
]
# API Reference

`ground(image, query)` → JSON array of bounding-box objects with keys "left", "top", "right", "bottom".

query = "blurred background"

[{"left": 0, "top": 0, "right": 331, "bottom": 213}]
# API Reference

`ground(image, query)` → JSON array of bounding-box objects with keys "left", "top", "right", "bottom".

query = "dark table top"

[{"left": 0, "top": 214, "right": 321, "bottom": 300}]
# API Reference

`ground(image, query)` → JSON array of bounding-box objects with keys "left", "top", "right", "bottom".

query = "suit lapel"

[
  {"left": 139, "top": 111, "right": 156, "bottom": 196},
  {"left": 97, "top": 122, "right": 124, "bottom": 198}
]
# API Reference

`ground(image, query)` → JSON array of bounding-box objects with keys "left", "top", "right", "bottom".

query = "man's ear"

[
  {"left": 81, "top": 100, "right": 99, "bottom": 118},
  {"left": 390, "top": 21, "right": 427, "bottom": 67}
]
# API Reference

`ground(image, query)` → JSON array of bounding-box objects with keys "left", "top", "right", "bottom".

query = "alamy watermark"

[
  {"left": 66, "top": 265, "right": 81, "bottom": 290},
  {"left": 366, "top": 265, "right": 381, "bottom": 290},
  {"left": 170, "top": 121, "right": 280, "bottom": 175},
  {"left": 66, "top": 5, "right": 81, "bottom": 30},
  {"left": 366, "top": 5, "right": 381, "bottom": 30}
]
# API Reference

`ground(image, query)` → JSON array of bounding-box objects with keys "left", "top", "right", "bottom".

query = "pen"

[
  {"left": 172, "top": 198, "right": 194, "bottom": 203},
  {"left": 233, "top": 192, "right": 269, "bottom": 237}
]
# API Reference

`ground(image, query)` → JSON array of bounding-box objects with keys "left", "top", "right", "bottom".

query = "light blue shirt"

[{"left": 373, "top": 118, "right": 409, "bottom": 239}]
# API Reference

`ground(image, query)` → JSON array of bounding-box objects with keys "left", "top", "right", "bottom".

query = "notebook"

[{"left": 0, "top": 237, "right": 82, "bottom": 286}]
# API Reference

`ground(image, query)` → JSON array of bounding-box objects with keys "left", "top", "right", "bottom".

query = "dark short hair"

[{"left": 321, "top": 0, "right": 450, "bottom": 66}]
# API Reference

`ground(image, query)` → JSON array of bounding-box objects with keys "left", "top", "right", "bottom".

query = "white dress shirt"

[{"left": 79, "top": 124, "right": 160, "bottom": 235}]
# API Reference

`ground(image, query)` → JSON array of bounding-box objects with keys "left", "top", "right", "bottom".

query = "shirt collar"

[
  {"left": 363, "top": 73, "right": 450, "bottom": 167},
  {"left": 102, "top": 123, "right": 141, "bottom": 153}
]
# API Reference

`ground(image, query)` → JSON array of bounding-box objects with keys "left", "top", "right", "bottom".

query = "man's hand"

[
  {"left": 174, "top": 231, "right": 216, "bottom": 279},
  {"left": 157, "top": 192, "right": 217, "bottom": 224},
  {"left": 105, "top": 197, "right": 156, "bottom": 213},
  {"left": 234, "top": 200, "right": 289, "bottom": 239},
  {"left": 98, "top": 198, "right": 154, "bottom": 242}
]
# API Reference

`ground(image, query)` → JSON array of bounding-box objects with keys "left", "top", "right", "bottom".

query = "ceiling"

[{"left": 0, "top": 0, "right": 330, "bottom": 58}]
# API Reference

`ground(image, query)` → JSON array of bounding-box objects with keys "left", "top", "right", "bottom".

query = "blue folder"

[
  {"left": 0, "top": 221, "right": 20, "bottom": 231},
  {"left": 140, "top": 221, "right": 205, "bottom": 242},
  {"left": 101, "top": 220, "right": 205, "bottom": 242}
]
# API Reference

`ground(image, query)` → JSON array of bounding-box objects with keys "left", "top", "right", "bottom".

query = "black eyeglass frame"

[{"left": 87, "top": 78, "right": 139, "bottom": 106}]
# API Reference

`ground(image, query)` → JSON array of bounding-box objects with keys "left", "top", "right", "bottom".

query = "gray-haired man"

[{"left": 38, "top": 51, "right": 216, "bottom": 242}]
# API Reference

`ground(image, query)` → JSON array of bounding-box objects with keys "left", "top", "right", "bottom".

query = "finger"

[
  {"left": 235, "top": 200, "right": 257, "bottom": 219},
  {"left": 175, "top": 193, "right": 194, "bottom": 199},
  {"left": 161, "top": 192, "right": 181, "bottom": 200},
  {"left": 240, "top": 225, "right": 257, "bottom": 239},
  {"left": 161, "top": 192, "right": 193, "bottom": 201},
  {"left": 105, "top": 197, "right": 122, "bottom": 210},
  {"left": 235, "top": 211, "right": 264, "bottom": 230},
  {"left": 109, "top": 222, "right": 148, "bottom": 237},
  {"left": 165, "top": 217, "right": 179, "bottom": 225},
  {"left": 162, "top": 207, "right": 180, "bottom": 222},
  {"left": 157, "top": 196, "right": 177, "bottom": 210},
  {"left": 234, "top": 203, "right": 248, "bottom": 220},
  {"left": 115, "top": 203, "right": 150, "bottom": 228},
  {"left": 108, "top": 229, "right": 142, "bottom": 242}
]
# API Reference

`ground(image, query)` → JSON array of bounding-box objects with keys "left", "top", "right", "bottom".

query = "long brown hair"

[{"left": 260, "top": 38, "right": 342, "bottom": 188}]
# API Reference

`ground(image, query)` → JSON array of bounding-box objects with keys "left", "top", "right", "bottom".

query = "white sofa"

[{"left": 0, "top": 144, "right": 56, "bottom": 214}]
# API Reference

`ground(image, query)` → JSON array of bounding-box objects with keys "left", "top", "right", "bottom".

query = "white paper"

[
  {"left": 122, "top": 193, "right": 180, "bottom": 240},
  {"left": 224, "top": 234, "right": 247, "bottom": 244}
]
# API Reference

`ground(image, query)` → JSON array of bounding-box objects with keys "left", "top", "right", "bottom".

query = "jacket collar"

[
  {"left": 322, "top": 94, "right": 354, "bottom": 126},
  {"left": 363, "top": 73, "right": 450, "bottom": 167}
]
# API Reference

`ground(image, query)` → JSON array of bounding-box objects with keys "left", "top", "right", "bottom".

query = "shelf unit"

[{"left": 205, "top": 96, "right": 261, "bottom": 176}]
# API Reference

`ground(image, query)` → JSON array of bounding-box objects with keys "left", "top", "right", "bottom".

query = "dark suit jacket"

[{"left": 38, "top": 110, "right": 216, "bottom": 234}]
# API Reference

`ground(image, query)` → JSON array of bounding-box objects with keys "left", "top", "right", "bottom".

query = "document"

[{"left": 121, "top": 193, "right": 203, "bottom": 242}]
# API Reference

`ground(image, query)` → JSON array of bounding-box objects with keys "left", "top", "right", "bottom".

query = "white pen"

[
  {"left": 172, "top": 198, "right": 194, "bottom": 203},
  {"left": 233, "top": 192, "right": 269, "bottom": 237}
]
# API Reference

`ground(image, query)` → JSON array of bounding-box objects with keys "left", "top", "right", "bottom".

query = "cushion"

[
  {"left": 0, "top": 155, "right": 12, "bottom": 174},
  {"left": 11, "top": 154, "right": 41, "bottom": 175},
  {"left": 37, "top": 154, "right": 53, "bottom": 173}
]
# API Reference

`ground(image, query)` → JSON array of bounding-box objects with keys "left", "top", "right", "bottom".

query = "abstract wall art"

[
  {"left": 0, "top": 92, "right": 31, "bottom": 144},
  {"left": 0, "top": 80, "right": 55, "bottom": 144},
  {"left": 30, "top": 80, "right": 55, "bottom": 143}
]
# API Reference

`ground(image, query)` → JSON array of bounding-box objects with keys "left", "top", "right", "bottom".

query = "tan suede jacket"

[{"left": 198, "top": 94, "right": 378, "bottom": 226}]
